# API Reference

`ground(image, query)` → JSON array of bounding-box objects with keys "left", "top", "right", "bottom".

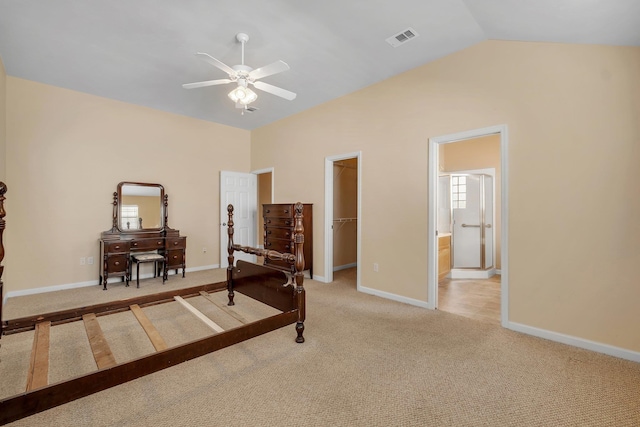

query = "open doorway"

[
  {"left": 254, "top": 168, "right": 274, "bottom": 249},
  {"left": 324, "top": 152, "right": 362, "bottom": 288},
  {"left": 428, "top": 125, "right": 509, "bottom": 327}
]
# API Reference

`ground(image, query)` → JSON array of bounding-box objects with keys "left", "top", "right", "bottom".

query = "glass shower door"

[{"left": 452, "top": 175, "right": 482, "bottom": 268}]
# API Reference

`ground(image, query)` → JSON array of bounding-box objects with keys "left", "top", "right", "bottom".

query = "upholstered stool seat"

[{"left": 130, "top": 253, "right": 165, "bottom": 288}]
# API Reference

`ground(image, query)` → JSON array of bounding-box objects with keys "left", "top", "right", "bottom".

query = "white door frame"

[
  {"left": 251, "top": 167, "right": 275, "bottom": 203},
  {"left": 252, "top": 167, "right": 275, "bottom": 249},
  {"left": 324, "top": 151, "right": 362, "bottom": 287},
  {"left": 427, "top": 125, "right": 509, "bottom": 327}
]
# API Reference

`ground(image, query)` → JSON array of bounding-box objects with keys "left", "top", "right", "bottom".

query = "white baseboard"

[
  {"left": 450, "top": 268, "right": 496, "bottom": 279},
  {"left": 333, "top": 262, "right": 357, "bottom": 272},
  {"left": 358, "top": 285, "right": 430, "bottom": 309},
  {"left": 507, "top": 321, "right": 640, "bottom": 363},
  {"left": 3, "top": 264, "right": 221, "bottom": 304},
  {"left": 355, "top": 286, "right": 640, "bottom": 363}
]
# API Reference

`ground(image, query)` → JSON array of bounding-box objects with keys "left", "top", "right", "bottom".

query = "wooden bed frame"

[{"left": 0, "top": 182, "right": 306, "bottom": 425}]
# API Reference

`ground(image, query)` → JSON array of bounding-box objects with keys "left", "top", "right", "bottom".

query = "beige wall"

[
  {"left": 442, "top": 134, "right": 501, "bottom": 269},
  {"left": 252, "top": 41, "right": 640, "bottom": 352},
  {"left": 0, "top": 56, "right": 6, "bottom": 182},
  {"left": 5, "top": 77, "right": 250, "bottom": 292}
]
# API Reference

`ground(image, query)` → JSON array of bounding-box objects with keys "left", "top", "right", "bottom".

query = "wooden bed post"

[
  {"left": 293, "top": 202, "right": 306, "bottom": 343},
  {"left": 0, "top": 182, "right": 6, "bottom": 339},
  {"left": 226, "top": 204, "right": 235, "bottom": 306}
]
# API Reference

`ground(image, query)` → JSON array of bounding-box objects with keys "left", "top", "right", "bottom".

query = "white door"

[
  {"left": 220, "top": 171, "right": 257, "bottom": 267},
  {"left": 452, "top": 174, "right": 482, "bottom": 268}
]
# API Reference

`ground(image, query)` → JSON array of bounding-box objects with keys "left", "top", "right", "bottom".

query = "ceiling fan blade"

[
  {"left": 249, "top": 60, "right": 290, "bottom": 80},
  {"left": 253, "top": 81, "right": 296, "bottom": 100},
  {"left": 182, "top": 79, "right": 232, "bottom": 89},
  {"left": 195, "top": 52, "right": 236, "bottom": 76}
]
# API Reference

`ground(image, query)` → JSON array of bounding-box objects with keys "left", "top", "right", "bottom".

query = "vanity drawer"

[
  {"left": 166, "top": 237, "right": 186, "bottom": 249},
  {"left": 265, "top": 227, "right": 292, "bottom": 240},
  {"left": 104, "top": 241, "right": 131, "bottom": 254},
  {"left": 264, "top": 217, "right": 293, "bottom": 228},
  {"left": 130, "top": 238, "right": 165, "bottom": 251},
  {"left": 263, "top": 204, "right": 294, "bottom": 218},
  {"left": 106, "top": 254, "right": 128, "bottom": 273},
  {"left": 166, "top": 249, "right": 184, "bottom": 267}
]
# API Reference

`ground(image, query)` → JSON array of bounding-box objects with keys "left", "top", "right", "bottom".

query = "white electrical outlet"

[
  {"left": 87, "top": 256, "right": 94, "bottom": 265},
  {"left": 373, "top": 263, "right": 379, "bottom": 272},
  {"left": 203, "top": 247, "right": 207, "bottom": 253},
  {"left": 80, "top": 257, "right": 86, "bottom": 265}
]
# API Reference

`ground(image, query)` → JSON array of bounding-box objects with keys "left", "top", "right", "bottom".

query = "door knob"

[{"left": 222, "top": 223, "right": 227, "bottom": 226}]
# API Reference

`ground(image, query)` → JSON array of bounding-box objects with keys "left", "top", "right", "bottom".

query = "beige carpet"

[{"left": 1, "top": 268, "right": 639, "bottom": 426}]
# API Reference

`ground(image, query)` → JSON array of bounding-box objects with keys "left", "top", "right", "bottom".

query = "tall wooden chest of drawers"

[{"left": 263, "top": 203, "right": 312, "bottom": 277}]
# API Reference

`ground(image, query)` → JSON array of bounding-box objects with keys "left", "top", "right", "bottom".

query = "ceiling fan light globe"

[
  {"left": 228, "top": 86, "right": 257, "bottom": 105},
  {"left": 242, "top": 88, "right": 257, "bottom": 104}
]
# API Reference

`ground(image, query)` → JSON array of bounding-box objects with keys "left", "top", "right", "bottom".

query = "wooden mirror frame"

[{"left": 114, "top": 182, "right": 165, "bottom": 233}]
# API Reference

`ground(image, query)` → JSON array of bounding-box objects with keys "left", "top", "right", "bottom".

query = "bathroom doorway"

[{"left": 427, "top": 125, "right": 508, "bottom": 326}]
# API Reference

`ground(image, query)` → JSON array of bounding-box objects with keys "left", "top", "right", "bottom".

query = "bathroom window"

[
  {"left": 452, "top": 176, "right": 466, "bottom": 209},
  {"left": 120, "top": 205, "right": 140, "bottom": 230}
]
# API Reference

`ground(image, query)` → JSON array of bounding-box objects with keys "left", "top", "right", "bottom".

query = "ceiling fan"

[{"left": 182, "top": 33, "right": 296, "bottom": 109}]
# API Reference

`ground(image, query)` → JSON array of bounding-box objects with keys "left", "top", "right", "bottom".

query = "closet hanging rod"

[{"left": 333, "top": 218, "right": 357, "bottom": 222}]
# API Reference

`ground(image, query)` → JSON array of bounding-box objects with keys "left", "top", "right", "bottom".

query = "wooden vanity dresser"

[{"left": 99, "top": 182, "right": 186, "bottom": 290}]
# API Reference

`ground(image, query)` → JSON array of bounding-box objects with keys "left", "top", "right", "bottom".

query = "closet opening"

[{"left": 324, "top": 152, "right": 362, "bottom": 289}]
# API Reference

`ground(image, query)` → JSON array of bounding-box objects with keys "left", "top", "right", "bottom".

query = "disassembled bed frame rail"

[{"left": 0, "top": 186, "right": 306, "bottom": 425}]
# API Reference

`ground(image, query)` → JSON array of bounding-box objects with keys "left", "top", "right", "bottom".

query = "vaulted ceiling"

[{"left": 1, "top": 0, "right": 638, "bottom": 130}]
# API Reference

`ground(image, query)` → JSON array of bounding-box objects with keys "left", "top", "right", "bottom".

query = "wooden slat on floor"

[
  {"left": 82, "top": 313, "right": 116, "bottom": 369},
  {"left": 199, "top": 291, "right": 248, "bottom": 324},
  {"left": 26, "top": 321, "right": 50, "bottom": 391},
  {"left": 130, "top": 304, "right": 168, "bottom": 351},
  {"left": 174, "top": 296, "right": 224, "bottom": 333}
]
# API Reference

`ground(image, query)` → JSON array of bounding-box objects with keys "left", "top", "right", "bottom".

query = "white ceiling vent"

[{"left": 386, "top": 27, "right": 419, "bottom": 47}]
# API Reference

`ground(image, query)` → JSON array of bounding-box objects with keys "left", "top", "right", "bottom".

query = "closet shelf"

[
  {"left": 332, "top": 218, "right": 357, "bottom": 232},
  {"left": 333, "top": 218, "right": 357, "bottom": 222}
]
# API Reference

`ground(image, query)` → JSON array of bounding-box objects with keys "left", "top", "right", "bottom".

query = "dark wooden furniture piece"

[
  {"left": 130, "top": 253, "right": 165, "bottom": 288},
  {"left": 263, "top": 203, "right": 312, "bottom": 277},
  {"left": 99, "top": 182, "right": 187, "bottom": 290},
  {"left": 0, "top": 189, "right": 306, "bottom": 426}
]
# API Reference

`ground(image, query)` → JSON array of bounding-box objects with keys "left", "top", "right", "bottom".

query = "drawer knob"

[
  {"left": 267, "top": 230, "right": 272, "bottom": 234},
  {"left": 284, "top": 210, "right": 289, "bottom": 214},
  {"left": 267, "top": 242, "right": 272, "bottom": 247},
  {"left": 266, "top": 209, "right": 270, "bottom": 213},
  {"left": 267, "top": 219, "right": 271, "bottom": 224},
  {"left": 157, "top": 241, "right": 162, "bottom": 245},
  {"left": 285, "top": 221, "right": 291, "bottom": 225},
  {"left": 174, "top": 241, "right": 178, "bottom": 245},
  {"left": 133, "top": 242, "right": 138, "bottom": 246},
  {"left": 173, "top": 255, "right": 178, "bottom": 259},
  {"left": 115, "top": 261, "right": 120, "bottom": 266},
  {"left": 285, "top": 245, "right": 290, "bottom": 250},
  {"left": 114, "top": 245, "right": 120, "bottom": 250}
]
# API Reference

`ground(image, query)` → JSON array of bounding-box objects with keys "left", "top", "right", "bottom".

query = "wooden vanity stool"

[{"left": 130, "top": 253, "right": 165, "bottom": 288}]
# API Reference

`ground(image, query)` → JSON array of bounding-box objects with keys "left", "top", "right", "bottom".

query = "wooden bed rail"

[
  {"left": 0, "top": 182, "right": 6, "bottom": 339},
  {"left": 226, "top": 202, "right": 306, "bottom": 343}
]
